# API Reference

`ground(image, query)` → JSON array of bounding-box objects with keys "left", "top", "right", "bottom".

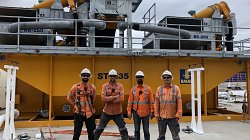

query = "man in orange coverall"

[
  {"left": 127, "top": 71, "right": 154, "bottom": 140},
  {"left": 155, "top": 70, "right": 182, "bottom": 140},
  {"left": 67, "top": 68, "right": 96, "bottom": 140},
  {"left": 94, "top": 69, "right": 129, "bottom": 140}
]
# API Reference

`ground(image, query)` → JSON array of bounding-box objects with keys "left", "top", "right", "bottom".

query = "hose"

[
  {"left": 182, "top": 126, "right": 193, "bottom": 134},
  {"left": 118, "top": 22, "right": 191, "bottom": 39},
  {"left": 17, "top": 133, "right": 31, "bottom": 140},
  {"left": 8, "top": 20, "right": 106, "bottom": 33},
  {"left": 225, "top": 21, "right": 234, "bottom": 51}
]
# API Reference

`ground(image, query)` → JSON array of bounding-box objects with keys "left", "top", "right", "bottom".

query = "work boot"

[
  {"left": 94, "top": 133, "right": 101, "bottom": 140},
  {"left": 122, "top": 136, "right": 129, "bottom": 140},
  {"left": 121, "top": 131, "right": 129, "bottom": 140}
]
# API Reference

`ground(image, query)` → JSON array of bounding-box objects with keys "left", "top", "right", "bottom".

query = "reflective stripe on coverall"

[
  {"left": 154, "top": 84, "right": 182, "bottom": 119},
  {"left": 127, "top": 85, "right": 154, "bottom": 117},
  {"left": 67, "top": 82, "right": 96, "bottom": 118},
  {"left": 101, "top": 82, "right": 124, "bottom": 115}
]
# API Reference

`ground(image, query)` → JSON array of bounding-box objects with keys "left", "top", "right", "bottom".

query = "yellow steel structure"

[{"left": 0, "top": 54, "right": 247, "bottom": 128}]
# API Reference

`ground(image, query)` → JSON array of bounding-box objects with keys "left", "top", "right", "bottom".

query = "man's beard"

[
  {"left": 82, "top": 78, "right": 89, "bottom": 83},
  {"left": 110, "top": 78, "right": 116, "bottom": 83},
  {"left": 137, "top": 79, "right": 143, "bottom": 85}
]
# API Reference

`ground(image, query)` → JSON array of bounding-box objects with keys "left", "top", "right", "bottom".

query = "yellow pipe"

[
  {"left": 67, "top": 0, "right": 76, "bottom": 12},
  {"left": 192, "top": 1, "right": 231, "bottom": 20},
  {"left": 32, "top": 0, "right": 87, "bottom": 12},
  {"left": 219, "top": 1, "right": 231, "bottom": 20}
]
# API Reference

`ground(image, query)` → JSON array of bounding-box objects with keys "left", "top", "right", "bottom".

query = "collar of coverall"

[
  {"left": 80, "top": 81, "right": 90, "bottom": 85},
  {"left": 136, "top": 84, "right": 145, "bottom": 88},
  {"left": 163, "top": 83, "right": 173, "bottom": 88},
  {"left": 108, "top": 81, "right": 118, "bottom": 87}
]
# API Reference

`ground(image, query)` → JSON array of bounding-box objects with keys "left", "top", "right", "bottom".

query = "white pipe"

[
  {"left": 10, "top": 72, "right": 17, "bottom": 138},
  {"left": 188, "top": 67, "right": 204, "bottom": 134},
  {"left": 3, "top": 67, "right": 11, "bottom": 139},
  {"left": 3, "top": 65, "right": 19, "bottom": 140},
  {"left": 190, "top": 71, "right": 196, "bottom": 132},
  {"left": 197, "top": 70, "right": 204, "bottom": 134}
]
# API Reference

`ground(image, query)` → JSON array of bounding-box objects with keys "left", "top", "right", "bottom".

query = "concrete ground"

[{"left": 1, "top": 121, "right": 250, "bottom": 140}]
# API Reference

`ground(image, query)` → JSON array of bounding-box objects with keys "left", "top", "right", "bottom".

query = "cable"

[
  {"left": 182, "top": 126, "right": 193, "bottom": 134},
  {"left": 17, "top": 133, "right": 31, "bottom": 140}
]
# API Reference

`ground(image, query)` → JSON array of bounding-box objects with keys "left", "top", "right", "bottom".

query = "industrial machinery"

[
  {"left": 0, "top": 0, "right": 249, "bottom": 127},
  {"left": 0, "top": 1, "right": 235, "bottom": 50},
  {"left": 0, "top": 0, "right": 193, "bottom": 48},
  {"left": 143, "top": 1, "right": 236, "bottom": 51}
]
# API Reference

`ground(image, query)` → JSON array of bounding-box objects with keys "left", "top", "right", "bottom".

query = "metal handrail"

[{"left": 0, "top": 15, "right": 250, "bottom": 56}]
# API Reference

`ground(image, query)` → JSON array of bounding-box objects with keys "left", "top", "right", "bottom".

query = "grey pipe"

[
  {"left": 118, "top": 22, "right": 191, "bottom": 39},
  {"left": 8, "top": 21, "right": 74, "bottom": 33},
  {"left": 8, "top": 19, "right": 106, "bottom": 33},
  {"left": 82, "top": 19, "right": 106, "bottom": 30}
]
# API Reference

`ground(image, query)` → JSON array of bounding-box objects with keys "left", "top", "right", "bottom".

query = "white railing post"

[
  {"left": 188, "top": 67, "right": 205, "bottom": 134},
  {"left": 196, "top": 70, "right": 204, "bottom": 134},
  {"left": 2, "top": 65, "right": 19, "bottom": 140},
  {"left": 190, "top": 70, "right": 196, "bottom": 132},
  {"left": 0, "top": 69, "right": 7, "bottom": 108}
]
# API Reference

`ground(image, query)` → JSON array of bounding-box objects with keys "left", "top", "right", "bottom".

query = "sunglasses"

[
  {"left": 136, "top": 76, "right": 144, "bottom": 79},
  {"left": 109, "top": 75, "right": 117, "bottom": 78},
  {"left": 81, "top": 74, "right": 90, "bottom": 77},
  {"left": 163, "top": 76, "right": 172, "bottom": 79}
]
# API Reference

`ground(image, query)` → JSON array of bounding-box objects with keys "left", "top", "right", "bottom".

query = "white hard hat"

[
  {"left": 108, "top": 69, "right": 118, "bottom": 76},
  {"left": 80, "top": 68, "right": 92, "bottom": 78},
  {"left": 161, "top": 70, "right": 173, "bottom": 79},
  {"left": 135, "top": 71, "right": 144, "bottom": 77}
]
